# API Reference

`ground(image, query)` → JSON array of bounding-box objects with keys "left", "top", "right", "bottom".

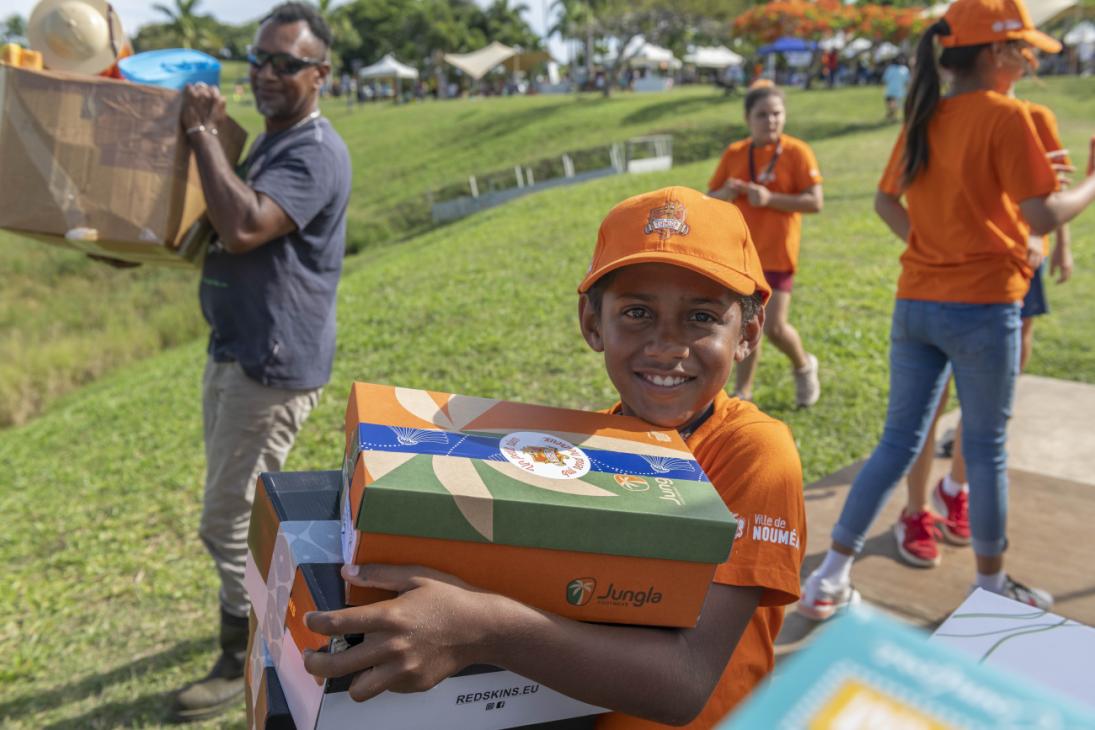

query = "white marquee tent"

[
  {"left": 841, "top": 37, "right": 873, "bottom": 58},
  {"left": 358, "top": 54, "right": 419, "bottom": 81},
  {"left": 621, "top": 37, "right": 682, "bottom": 70},
  {"left": 684, "top": 46, "right": 744, "bottom": 68},
  {"left": 1064, "top": 20, "right": 1095, "bottom": 44},
  {"left": 924, "top": 0, "right": 1078, "bottom": 25}
]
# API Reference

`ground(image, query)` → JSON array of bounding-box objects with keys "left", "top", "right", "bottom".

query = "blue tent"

[{"left": 757, "top": 37, "right": 818, "bottom": 55}]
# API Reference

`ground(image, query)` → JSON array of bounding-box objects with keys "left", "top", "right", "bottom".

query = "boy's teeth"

[{"left": 647, "top": 374, "right": 686, "bottom": 386}]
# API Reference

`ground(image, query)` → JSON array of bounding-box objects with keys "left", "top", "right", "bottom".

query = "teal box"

[{"left": 720, "top": 606, "right": 1095, "bottom": 729}]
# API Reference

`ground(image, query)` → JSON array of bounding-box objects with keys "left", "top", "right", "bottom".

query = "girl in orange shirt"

[
  {"left": 800, "top": 0, "right": 1095, "bottom": 617},
  {"left": 708, "top": 85, "right": 824, "bottom": 407},
  {"left": 895, "top": 96, "right": 1074, "bottom": 569}
]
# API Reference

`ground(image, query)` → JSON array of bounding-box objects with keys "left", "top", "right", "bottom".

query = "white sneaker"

[
  {"left": 797, "top": 569, "right": 861, "bottom": 621},
  {"left": 975, "top": 575, "right": 1054, "bottom": 610},
  {"left": 794, "top": 353, "right": 820, "bottom": 408}
]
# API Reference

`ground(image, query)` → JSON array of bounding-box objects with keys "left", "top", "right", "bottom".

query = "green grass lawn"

[{"left": 1, "top": 79, "right": 1093, "bottom": 728}]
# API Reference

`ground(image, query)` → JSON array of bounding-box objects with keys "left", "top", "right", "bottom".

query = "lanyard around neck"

[{"left": 749, "top": 139, "right": 782, "bottom": 184}]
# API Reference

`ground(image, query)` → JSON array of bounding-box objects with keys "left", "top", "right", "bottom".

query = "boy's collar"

[
  {"left": 606, "top": 400, "right": 716, "bottom": 442},
  {"left": 676, "top": 402, "right": 715, "bottom": 441}
]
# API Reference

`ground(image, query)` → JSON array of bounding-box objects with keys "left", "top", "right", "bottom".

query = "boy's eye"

[
  {"left": 623, "top": 306, "right": 649, "bottom": 319},
  {"left": 691, "top": 311, "right": 718, "bottom": 323}
]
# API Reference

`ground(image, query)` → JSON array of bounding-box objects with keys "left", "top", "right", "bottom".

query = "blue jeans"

[{"left": 832, "top": 299, "right": 1021, "bottom": 557}]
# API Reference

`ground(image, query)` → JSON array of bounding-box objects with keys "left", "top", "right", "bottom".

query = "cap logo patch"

[
  {"left": 992, "top": 19, "right": 1022, "bottom": 31},
  {"left": 643, "top": 201, "right": 690, "bottom": 241}
]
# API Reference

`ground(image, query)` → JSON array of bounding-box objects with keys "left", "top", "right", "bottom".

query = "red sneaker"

[
  {"left": 932, "top": 478, "right": 971, "bottom": 545},
  {"left": 893, "top": 510, "right": 942, "bottom": 568}
]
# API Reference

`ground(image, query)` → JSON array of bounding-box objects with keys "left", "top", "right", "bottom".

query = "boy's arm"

[{"left": 305, "top": 565, "right": 762, "bottom": 726}]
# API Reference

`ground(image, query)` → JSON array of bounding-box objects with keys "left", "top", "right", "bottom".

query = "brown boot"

[{"left": 171, "top": 608, "right": 249, "bottom": 722}]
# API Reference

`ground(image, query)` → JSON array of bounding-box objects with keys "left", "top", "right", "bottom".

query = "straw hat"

[{"left": 27, "top": 0, "right": 126, "bottom": 75}]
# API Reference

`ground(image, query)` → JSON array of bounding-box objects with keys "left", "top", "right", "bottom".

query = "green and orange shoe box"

[
  {"left": 245, "top": 470, "right": 604, "bottom": 729},
  {"left": 340, "top": 382, "right": 738, "bottom": 628}
]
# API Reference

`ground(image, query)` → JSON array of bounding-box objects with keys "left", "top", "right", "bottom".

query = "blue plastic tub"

[{"left": 118, "top": 49, "right": 221, "bottom": 90}]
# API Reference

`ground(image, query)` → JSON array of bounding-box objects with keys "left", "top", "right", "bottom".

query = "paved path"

[{"left": 776, "top": 374, "right": 1095, "bottom": 655}]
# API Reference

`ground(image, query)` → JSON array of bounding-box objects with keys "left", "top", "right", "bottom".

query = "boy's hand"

[
  {"left": 745, "top": 182, "right": 771, "bottom": 208},
  {"left": 303, "top": 564, "right": 497, "bottom": 702},
  {"left": 1026, "top": 239, "right": 1045, "bottom": 270},
  {"left": 1050, "top": 240, "right": 1072, "bottom": 283}
]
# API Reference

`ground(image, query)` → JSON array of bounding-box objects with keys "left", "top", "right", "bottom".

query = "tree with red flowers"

[{"left": 734, "top": 1, "right": 926, "bottom": 46}]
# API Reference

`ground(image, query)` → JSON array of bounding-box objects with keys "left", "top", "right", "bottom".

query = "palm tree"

[
  {"left": 551, "top": 0, "right": 597, "bottom": 82},
  {"left": 152, "top": 0, "right": 205, "bottom": 49},
  {"left": 484, "top": 0, "right": 539, "bottom": 48},
  {"left": 2, "top": 14, "right": 27, "bottom": 44},
  {"left": 315, "top": 0, "right": 361, "bottom": 62}
]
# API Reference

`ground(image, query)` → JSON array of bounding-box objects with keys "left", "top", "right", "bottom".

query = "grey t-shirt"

[{"left": 200, "top": 116, "right": 351, "bottom": 390}]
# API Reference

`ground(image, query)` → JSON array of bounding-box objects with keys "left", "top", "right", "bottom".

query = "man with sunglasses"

[{"left": 172, "top": 2, "right": 351, "bottom": 722}]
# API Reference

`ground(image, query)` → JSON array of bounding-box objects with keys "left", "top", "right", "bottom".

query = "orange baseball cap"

[
  {"left": 941, "top": 0, "right": 1061, "bottom": 54},
  {"left": 578, "top": 186, "right": 771, "bottom": 304}
]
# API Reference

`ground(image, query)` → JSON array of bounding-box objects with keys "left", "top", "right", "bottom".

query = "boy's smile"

[{"left": 581, "top": 263, "right": 759, "bottom": 429}]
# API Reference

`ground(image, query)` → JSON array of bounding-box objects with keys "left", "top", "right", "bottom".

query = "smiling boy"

[{"left": 303, "top": 186, "right": 807, "bottom": 728}]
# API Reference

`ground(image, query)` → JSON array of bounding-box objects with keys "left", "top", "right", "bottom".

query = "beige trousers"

[{"left": 200, "top": 359, "right": 321, "bottom": 617}]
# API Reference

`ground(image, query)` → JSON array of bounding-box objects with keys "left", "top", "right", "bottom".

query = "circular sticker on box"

[{"left": 499, "top": 432, "right": 591, "bottom": 480}]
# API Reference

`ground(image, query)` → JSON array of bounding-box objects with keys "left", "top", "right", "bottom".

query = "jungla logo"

[
  {"left": 613, "top": 474, "right": 650, "bottom": 492},
  {"left": 566, "top": 578, "right": 597, "bottom": 606},
  {"left": 596, "top": 583, "right": 663, "bottom": 608},
  {"left": 567, "top": 577, "right": 663, "bottom": 609}
]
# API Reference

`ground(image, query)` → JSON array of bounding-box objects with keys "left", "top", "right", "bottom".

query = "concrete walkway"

[{"left": 777, "top": 374, "right": 1095, "bottom": 654}]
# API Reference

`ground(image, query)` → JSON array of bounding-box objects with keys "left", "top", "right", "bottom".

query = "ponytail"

[
  {"left": 901, "top": 21, "right": 948, "bottom": 187},
  {"left": 902, "top": 20, "right": 990, "bottom": 187}
]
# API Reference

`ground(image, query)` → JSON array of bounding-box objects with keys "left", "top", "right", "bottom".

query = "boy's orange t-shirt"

[
  {"left": 1025, "top": 101, "right": 1069, "bottom": 255},
  {"left": 596, "top": 391, "right": 807, "bottom": 730},
  {"left": 707, "top": 134, "right": 822, "bottom": 274},
  {"left": 878, "top": 91, "right": 1057, "bottom": 303}
]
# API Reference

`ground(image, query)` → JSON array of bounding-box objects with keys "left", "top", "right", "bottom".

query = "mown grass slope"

[
  {"left": 1, "top": 79, "right": 1093, "bottom": 728},
  {"left": 6, "top": 81, "right": 900, "bottom": 429}
]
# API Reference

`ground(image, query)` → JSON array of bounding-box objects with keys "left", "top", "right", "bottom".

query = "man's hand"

[
  {"left": 1050, "top": 240, "right": 1073, "bottom": 283},
  {"left": 182, "top": 82, "right": 227, "bottom": 135},
  {"left": 303, "top": 564, "right": 497, "bottom": 702},
  {"left": 745, "top": 182, "right": 772, "bottom": 208}
]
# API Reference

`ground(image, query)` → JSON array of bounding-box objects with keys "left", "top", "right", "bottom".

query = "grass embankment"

[
  {"left": 1, "top": 79, "right": 1093, "bottom": 728},
  {"left": 0, "top": 84, "right": 741, "bottom": 428}
]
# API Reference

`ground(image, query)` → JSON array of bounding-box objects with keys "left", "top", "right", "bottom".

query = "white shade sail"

[
  {"left": 444, "top": 41, "right": 516, "bottom": 80},
  {"left": 358, "top": 54, "right": 419, "bottom": 80}
]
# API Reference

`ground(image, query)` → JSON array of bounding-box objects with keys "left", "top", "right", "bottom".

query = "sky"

[{"left": 1, "top": 0, "right": 569, "bottom": 58}]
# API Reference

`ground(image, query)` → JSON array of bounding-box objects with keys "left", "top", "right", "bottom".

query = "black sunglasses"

[{"left": 247, "top": 49, "right": 322, "bottom": 76}]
